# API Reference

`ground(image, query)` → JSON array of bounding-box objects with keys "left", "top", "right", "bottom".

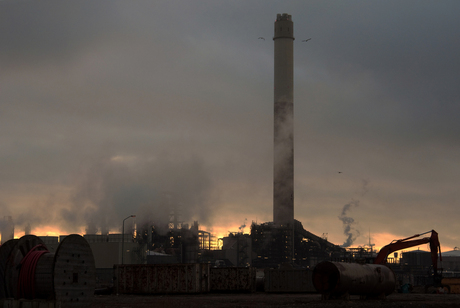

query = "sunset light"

[{"left": 2, "top": 2, "right": 459, "bottom": 304}]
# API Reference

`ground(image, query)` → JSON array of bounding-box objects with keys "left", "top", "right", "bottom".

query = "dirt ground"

[{"left": 90, "top": 293, "right": 460, "bottom": 308}]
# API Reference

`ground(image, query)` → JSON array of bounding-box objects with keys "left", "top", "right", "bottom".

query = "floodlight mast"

[{"left": 122, "top": 215, "right": 136, "bottom": 265}]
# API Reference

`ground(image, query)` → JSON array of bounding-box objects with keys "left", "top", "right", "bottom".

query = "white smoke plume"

[
  {"left": 338, "top": 179, "right": 371, "bottom": 247},
  {"left": 238, "top": 218, "right": 247, "bottom": 232},
  {"left": 4, "top": 154, "right": 216, "bottom": 236},
  {"left": 68, "top": 154, "right": 215, "bottom": 234},
  {"left": 338, "top": 199, "right": 360, "bottom": 248}
]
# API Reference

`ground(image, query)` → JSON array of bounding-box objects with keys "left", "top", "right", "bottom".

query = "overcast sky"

[{"left": 1, "top": 0, "right": 459, "bottom": 250}]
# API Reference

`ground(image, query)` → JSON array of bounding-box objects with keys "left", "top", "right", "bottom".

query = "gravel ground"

[{"left": 90, "top": 293, "right": 460, "bottom": 308}]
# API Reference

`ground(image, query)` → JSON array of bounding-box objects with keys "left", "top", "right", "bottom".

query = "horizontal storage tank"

[
  {"left": 114, "top": 264, "right": 210, "bottom": 294},
  {"left": 313, "top": 261, "right": 396, "bottom": 298}
]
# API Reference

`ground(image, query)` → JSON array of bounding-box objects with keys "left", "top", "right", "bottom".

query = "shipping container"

[
  {"left": 114, "top": 264, "right": 210, "bottom": 294},
  {"left": 210, "top": 267, "right": 256, "bottom": 292},
  {"left": 264, "top": 269, "right": 315, "bottom": 293},
  {"left": 442, "top": 277, "right": 460, "bottom": 294}
]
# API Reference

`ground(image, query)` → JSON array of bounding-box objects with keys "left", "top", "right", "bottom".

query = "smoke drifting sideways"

[
  {"left": 338, "top": 200, "right": 360, "bottom": 247},
  {"left": 338, "top": 179, "right": 369, "bottom": 247},
  {"left": 75, "top": 155, "right": 217, "bottom": 235},
  {"left": 238, "top": 218, "right": 248, "bottom": 232},
  {"left": 11, "top": 154, "right": 216, "bottom": 236}
]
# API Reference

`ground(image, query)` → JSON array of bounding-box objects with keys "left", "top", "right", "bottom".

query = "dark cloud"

[
  {"left": 0, "top": 0, "right": 122, "bottom": 66},
  {"left": 1, "top": 1, "right": 460, "bottom": 249}
]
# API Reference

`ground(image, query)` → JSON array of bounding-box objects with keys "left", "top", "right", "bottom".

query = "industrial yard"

[
  {"left": 2, "top": 6, "right": 460, "bottom": 308},
  {"left": 90, "top": 293, "right": 460, "bottom": 308}
]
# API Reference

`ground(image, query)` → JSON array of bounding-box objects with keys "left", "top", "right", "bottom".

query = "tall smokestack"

[{"left": 273, "top": 13, "right": 294, "bottom": 226}]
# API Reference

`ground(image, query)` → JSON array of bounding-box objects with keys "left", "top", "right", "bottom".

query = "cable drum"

[
  {"left": 34, "top": 252, "right": 55, "bottom": 299},
  {"left": 53, "top": 234, "right": 96, "bottom": 306},
  {"left": 4, "top": 235, "right": 45, "bottom": 299},
  {"left": 0, "top": 239, "right": 19, "bottom": 298},
  {"left": 0, "top": 234, "right": 95, "bottom": 308},
  {"left": 18, "top": 244, "right": 49, "bottom": 299}
]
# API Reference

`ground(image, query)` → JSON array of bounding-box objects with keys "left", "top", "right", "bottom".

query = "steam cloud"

[
  {"left": 338, "top": 179, "right": 369, "bottom": 247},
  {"left": 238, "top": 218, "right": 247, "bottom": 232},
  {"left": 6, "top": 154, "right": 216, "bottom": 236},
  {"left": 70, "top": 155, "right": 215, "bottom": 234},
  {"left": 338, "top": 200, "right": 360, "bottom": 247}
]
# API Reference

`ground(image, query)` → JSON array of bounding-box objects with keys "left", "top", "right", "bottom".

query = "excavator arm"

[{"left": 374, "top": 230, "right": 442, "bottom": 278}]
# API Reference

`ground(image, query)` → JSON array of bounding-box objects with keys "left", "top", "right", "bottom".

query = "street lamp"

[{"left": 122, "top": 215, "right": 136, "bottom": 265}]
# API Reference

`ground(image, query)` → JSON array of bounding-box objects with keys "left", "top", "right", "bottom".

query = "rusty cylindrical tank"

[{"left": 312, "top": 261, "right": 396, "bottom": 298}]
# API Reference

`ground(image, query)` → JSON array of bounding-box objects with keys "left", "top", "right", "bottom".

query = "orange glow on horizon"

[
  {"left": 28, "top": 226, "right": 66, "bottom": 237},
  {"left": 12, "top": 226, "right": 87, "bottom": 239},
  {"left": 199, "top": 227, "right": 455, "bottom": 254},
  {"left": 200, "top": 224, "right": 249, "bottom": 239},
  {"left": 6, "top": 224, "right": 453, "bottom": 254},
  {"left": 368, "top": 232, "right": 453, "bottom": 254}
]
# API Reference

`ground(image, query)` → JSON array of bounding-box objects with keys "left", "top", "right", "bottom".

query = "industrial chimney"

[{"left": 273, "top": 13, "right": 294, "bottom": 226}]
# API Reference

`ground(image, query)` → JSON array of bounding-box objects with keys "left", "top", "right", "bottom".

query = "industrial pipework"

[
  {"left": 0, "top": 234, "right": 95, "bottom": 307},
  {"left": 312, "top": 261, "right": 396, "bottom": 299}
]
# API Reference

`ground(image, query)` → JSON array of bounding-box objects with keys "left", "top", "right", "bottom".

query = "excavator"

[{"left": 373, "top": 230, "right": 446, "bottom": 292}]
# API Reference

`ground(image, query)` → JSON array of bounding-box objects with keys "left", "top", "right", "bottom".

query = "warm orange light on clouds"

[
  {"left": 28, "top": 226, "right": 64, "bottom": 237},
  {"left": 6, "top": 223, "right": 454, "bottom": 256},
  {"left": 200, "top": 224, "right": 246, "bottom": 241},
  {"left": 371, "top": 232, "right": 399, "bottom": 251},
  {"left": 17, "top": 226, "right": 86, "bottom": 239},
  {"left": 371, "top": 232, "right": 453, "bottom": 254}
]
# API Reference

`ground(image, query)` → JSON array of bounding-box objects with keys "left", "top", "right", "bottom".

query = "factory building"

[
  {"left": 441, "top": 248, "right": 460, "bottom": 273},
  {"left": 220, "top": 232, "right": 252, "bottom": 267},
  {"left": 83, "top": 220, "right": 210, "bottom": 268},
  {"left": 251, "top": 220, "right": 344, "bottom": 268},
  {"left": 385, "top": 250, "right": 437, "bottom": 287}
]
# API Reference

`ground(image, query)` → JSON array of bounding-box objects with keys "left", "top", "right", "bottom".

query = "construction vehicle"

[{"left": 373, "top": 230, "right": 448, "bottom": 292}]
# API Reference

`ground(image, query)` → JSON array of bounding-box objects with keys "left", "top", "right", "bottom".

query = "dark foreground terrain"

[{"left": 91, "top": 293, "right": 460, "bottom": 308}]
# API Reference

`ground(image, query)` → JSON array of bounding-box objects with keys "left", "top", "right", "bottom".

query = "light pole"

[{"left": 122, "top": 215, "right": 136, "bottom": 265}]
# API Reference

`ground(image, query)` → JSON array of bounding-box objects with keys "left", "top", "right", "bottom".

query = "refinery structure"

[
  {"left": 2, "top": 14, "right": 460, "bottom": 305},
  {"left": 1, "top": 13, "right": 345, "bottom": 270}
]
